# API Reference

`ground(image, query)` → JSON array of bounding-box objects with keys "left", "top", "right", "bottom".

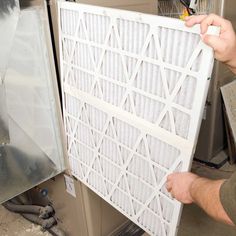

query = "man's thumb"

[{"left": 201, "top": 34, "right": 223, "bottom": 52}]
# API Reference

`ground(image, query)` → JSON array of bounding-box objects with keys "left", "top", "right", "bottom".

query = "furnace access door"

[{"left": 0, "top": 0, "right": 66, "bottom": 203}]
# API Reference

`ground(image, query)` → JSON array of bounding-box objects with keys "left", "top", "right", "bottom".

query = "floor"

[
  {"left": 1, "top": 158, "right": 236, "bottom": 236},
  {"left": 0, "top": 205, "right": 51, "bottom": 236}
]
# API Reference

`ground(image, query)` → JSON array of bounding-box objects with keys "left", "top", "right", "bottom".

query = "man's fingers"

[
  {"left": 200, "top": 14, "right": 222, "bottom": 34},
  {"left": 185, "top": 15, "right": 207, "bottom": 27},
  {"left": 185, "top": 14, "right": 231, "bottom": 35},
  {"left": 170, "top": 190, "right": 175, "bottom": 199},
  {"left": 167, "top": 174, "right": 172, "bottom": 181},
  {"left": 200, "top": 14, "right": 229, "bottom": 34},
  {"left": 202, "top": 34, "right": 225, "bottom": 52},
  {"left": 166, "top": 181, "right": 172, "bottom": 192}
]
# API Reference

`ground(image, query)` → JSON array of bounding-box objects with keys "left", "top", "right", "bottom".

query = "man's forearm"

[{"left": 190, "top": 177, "right": 234, "bottom": 226}]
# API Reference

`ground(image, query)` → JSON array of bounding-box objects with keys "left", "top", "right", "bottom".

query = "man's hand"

[
  {"left": 185, "top": 14, "right": 236, "bottom": 73},
  {"left": 166, "top": 172, "right": 234, "bottom": 226},
  {"left": 166, "top": 172, "right": 199, "bottom": 204}
]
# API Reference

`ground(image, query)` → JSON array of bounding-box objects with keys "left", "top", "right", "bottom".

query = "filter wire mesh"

[{"left": 158, "top": 0, "right": 215, "bottom": 18}]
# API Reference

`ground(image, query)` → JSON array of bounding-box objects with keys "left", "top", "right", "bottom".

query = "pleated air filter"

[{"left": 59, "top": 2, "right": 216, "bottom": 236}]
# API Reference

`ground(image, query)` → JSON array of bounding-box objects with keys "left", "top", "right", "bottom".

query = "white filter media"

[{"left": 59, "top": 2, "right": 216, "bottom": 236}]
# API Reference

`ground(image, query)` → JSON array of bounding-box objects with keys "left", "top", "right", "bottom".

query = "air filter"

[{"left": 58, "top": 2, "right": 216, "bottom": 235}]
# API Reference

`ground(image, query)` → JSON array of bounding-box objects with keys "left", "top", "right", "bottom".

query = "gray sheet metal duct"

[
  {"left": 0, "top": 1, "right": 65, "bottom": 204},
  {"left": 0, "top": 0, "right": 19, "bottom": 144}
]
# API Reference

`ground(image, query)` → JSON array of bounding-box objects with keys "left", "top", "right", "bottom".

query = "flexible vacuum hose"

[
  {"left": 3, "top": 201, "right": 54, "bottom": 219},
  {"left": 21, "top": 213, "right": 56, "bottom": 229},
  {"left": 21, "top": 213, "right": 65, "bottom": 236},
  {"left": 3, "top": 199, "right": 66, "bottom": 236},
  {"left": 48, "top": 226, "right": 67, "bottom": 236}
]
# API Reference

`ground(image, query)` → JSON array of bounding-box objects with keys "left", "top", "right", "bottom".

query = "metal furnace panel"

[{"left": 0, "top": 2, "right": 66, "bottom": 204}]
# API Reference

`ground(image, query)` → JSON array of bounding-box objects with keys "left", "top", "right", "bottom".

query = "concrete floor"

[
  {"left": 178, "top": 204, "right": 236, "bottom": 236},
  {"left": 1, "top": 160, "right": 236, "bottom": 236},
  {"left": 0, "top": 205, "right": 51, "bottom": 236}
]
